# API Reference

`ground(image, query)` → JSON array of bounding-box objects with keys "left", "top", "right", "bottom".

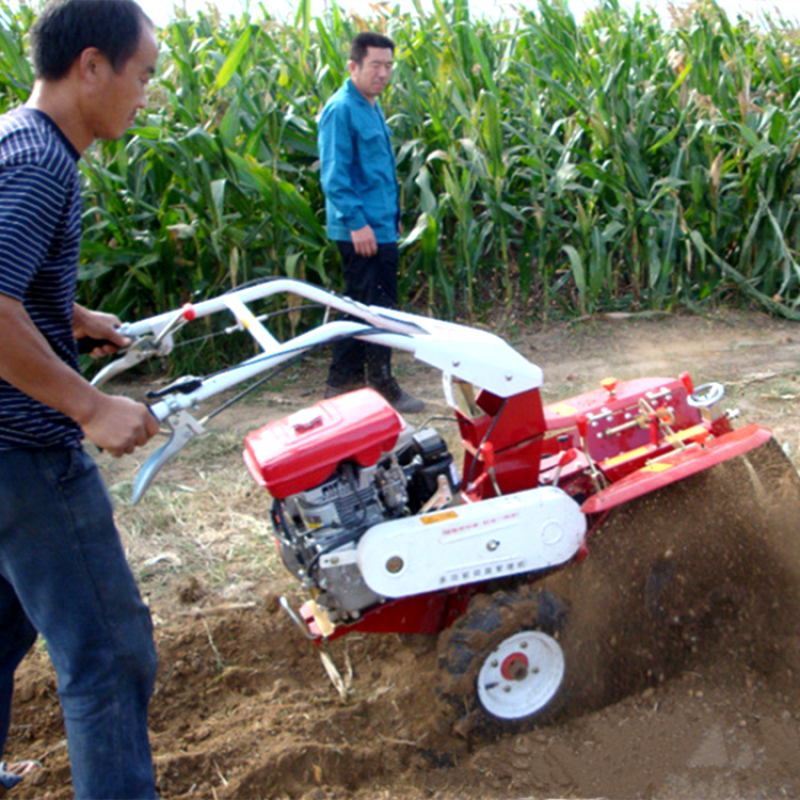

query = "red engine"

[{"left": 243, "top": 389, "right": 462, "bottom": 625}]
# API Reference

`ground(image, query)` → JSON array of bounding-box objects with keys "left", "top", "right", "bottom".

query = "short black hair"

[
  {"left": 349, "top": 32, "right": 395, "bottom": 66},
  {"left": 30, "top": 0, "right": 153, "bottom": 81}
]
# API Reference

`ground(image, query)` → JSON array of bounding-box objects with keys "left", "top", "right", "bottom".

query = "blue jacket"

[{"left": 318, "top": 78, "right": 400, "bottom": 244}]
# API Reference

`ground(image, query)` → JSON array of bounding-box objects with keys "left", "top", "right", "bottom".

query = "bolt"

[{"left": 386, "top": 556, "right": 404, "bottom": 574}]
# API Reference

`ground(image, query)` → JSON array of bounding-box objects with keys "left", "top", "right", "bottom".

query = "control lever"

[
  {"left": 131, "top": 409, "right": 205, "bottom": 504},
  {"left": 90, "top": 304, "right": 195, "bottom": 387}
]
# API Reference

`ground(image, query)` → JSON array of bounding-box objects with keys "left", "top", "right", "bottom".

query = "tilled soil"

[{"left": 8, "top": 309, "right": 800, "bottom": 800}]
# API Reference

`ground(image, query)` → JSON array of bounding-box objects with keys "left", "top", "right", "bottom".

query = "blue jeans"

[{"left": 0, "top": 447, "right": 158, "bottom": 799}]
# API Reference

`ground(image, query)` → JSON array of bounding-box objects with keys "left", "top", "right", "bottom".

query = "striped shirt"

[{"left": 0, "top": 107, "right": 84, "bottom": 450}]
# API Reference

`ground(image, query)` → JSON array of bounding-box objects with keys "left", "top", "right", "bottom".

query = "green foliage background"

[{"left": 1, "top": 0, "right": 800, "bottom": 325}]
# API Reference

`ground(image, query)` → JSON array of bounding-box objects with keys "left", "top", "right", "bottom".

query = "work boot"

[{"left": 370, "top": 376, "right": 425, "bottom": 414}]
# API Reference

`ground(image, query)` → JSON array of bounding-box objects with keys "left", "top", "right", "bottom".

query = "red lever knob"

[
  {"left": 479, "top": 441, "right": 495, "bottom": 467},
  {"left": 600, "top": 377, "right": 618, "bottom": 395},
  {"left": 558, "top": 448, "right": 578, "bottom": 467}
]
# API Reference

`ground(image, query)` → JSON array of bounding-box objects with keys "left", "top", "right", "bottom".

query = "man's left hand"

[
  {"left": 351, "top": 224, "right": 378, "bottom": 257},
  {"left": 73, "top": 304, "right": 130, "bottom": 358}
]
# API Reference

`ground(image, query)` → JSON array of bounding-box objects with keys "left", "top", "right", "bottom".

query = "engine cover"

[
  {"left": 357, "top": 486, "right": 586, "bottom": 598},
  {"left": 243, "top": 389, "right": 405, "bottom": 499}
]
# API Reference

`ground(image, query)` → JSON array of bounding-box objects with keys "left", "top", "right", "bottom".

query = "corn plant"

[
  {"left": 0, "top": 1, "right": 32, "bottom": 111},
  {"left": 0, "top": 0, "right": 799, "bottom": 335}
]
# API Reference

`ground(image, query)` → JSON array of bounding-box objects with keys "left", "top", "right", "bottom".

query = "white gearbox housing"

[{"left": 357, "top": 486, "right": 586, "bottom": 598}]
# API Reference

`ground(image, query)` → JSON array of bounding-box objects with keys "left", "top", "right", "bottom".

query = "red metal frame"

[
  {"left": 301, "top": 586, "right": 480, "bottom": 642},
  {"left": 580, "top": 423, "right": 772, "bottom": 514},
  {"left": 270, "top": 372, "right": 772, "bottom": 641}
]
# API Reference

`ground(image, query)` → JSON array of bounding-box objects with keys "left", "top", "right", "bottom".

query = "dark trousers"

[{"left": 327, "top": 240, "right": 399, "bottom": 388}]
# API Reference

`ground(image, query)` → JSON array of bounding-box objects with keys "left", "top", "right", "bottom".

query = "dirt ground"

[{"left": 9, "top": 308, "right": 800, "bottom": 800}]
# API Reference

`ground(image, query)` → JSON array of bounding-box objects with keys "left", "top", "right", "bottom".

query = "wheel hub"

[
  {"left": 477, "top": 630, "right": 565, "bottom": 721},
  {"left": 501, "top": 652, "right": 529, "bottom": 681}
]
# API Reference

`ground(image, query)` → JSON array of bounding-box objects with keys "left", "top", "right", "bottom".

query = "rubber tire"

[{"left": 437, "top": 585, "right": 570, "bottom": 736}]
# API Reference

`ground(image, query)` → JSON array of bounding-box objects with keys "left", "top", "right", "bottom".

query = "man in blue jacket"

[{"left": 318, "top": 32, "right": 425, "bottom": 414}]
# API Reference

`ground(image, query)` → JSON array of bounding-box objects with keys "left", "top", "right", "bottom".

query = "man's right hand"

[
  {"left": 351, "top": 224, "right": 378, "bottom": 257},
  {"left": 80, "top": 395, "right": 160, "bottom": 458},
  {"left": 0, "top": 295, "right": 160, "bottom": 457}
]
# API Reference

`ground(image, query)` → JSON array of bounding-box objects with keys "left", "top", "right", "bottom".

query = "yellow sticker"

[
  {"left": 421, "top": 510, "right": 459, "bottom": 525},
  {"left": 547, "top": 403, "right": 578, "bottom": 417},
  {"left": 602, "top": 445, "right": 649, "bottom": 469},
  {"left": 641, "top": 462, "right": 674, "bottom": 472},
  {"left": 666, "top": 424, "right": 708, "bottom": 444}
]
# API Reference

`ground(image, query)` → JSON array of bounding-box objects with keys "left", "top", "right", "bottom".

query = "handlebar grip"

[{"left": 76, "top": 337, "right": 115, "bottom": 354}]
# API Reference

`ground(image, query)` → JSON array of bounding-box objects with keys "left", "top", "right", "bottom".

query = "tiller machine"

[{"left": 91, "top": 279, "right": 778, "bottom": 731}]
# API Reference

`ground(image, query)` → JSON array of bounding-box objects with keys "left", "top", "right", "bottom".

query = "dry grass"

[{"left": 103, "top": 426, "right": 293, "bottom": 619}]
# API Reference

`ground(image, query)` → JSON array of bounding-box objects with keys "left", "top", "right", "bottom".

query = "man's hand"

[
  {"left": 351, "top": 224, "right": 378, "bottom": 257},
  {"left": 0, "top": 295, "right": 159, "bottom": 457},
  {"left": 73, "top": 304, "right": 130, "bottom": 358},
  {"left": 79, "top": 394, "right": 160, "bottom": 458}
]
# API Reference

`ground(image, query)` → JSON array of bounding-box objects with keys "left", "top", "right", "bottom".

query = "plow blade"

[{"left": 581, "top": 423, "right": 773, "bottom": 515}]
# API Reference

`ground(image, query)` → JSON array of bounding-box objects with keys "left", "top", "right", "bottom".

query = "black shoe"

[{"left": 370, "top": 377, "right": 425, "bottom": 414}]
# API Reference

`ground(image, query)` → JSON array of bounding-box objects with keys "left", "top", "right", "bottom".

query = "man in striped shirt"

[{"left": 0, "top": 0, "right": 161, "bottom": 797}]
